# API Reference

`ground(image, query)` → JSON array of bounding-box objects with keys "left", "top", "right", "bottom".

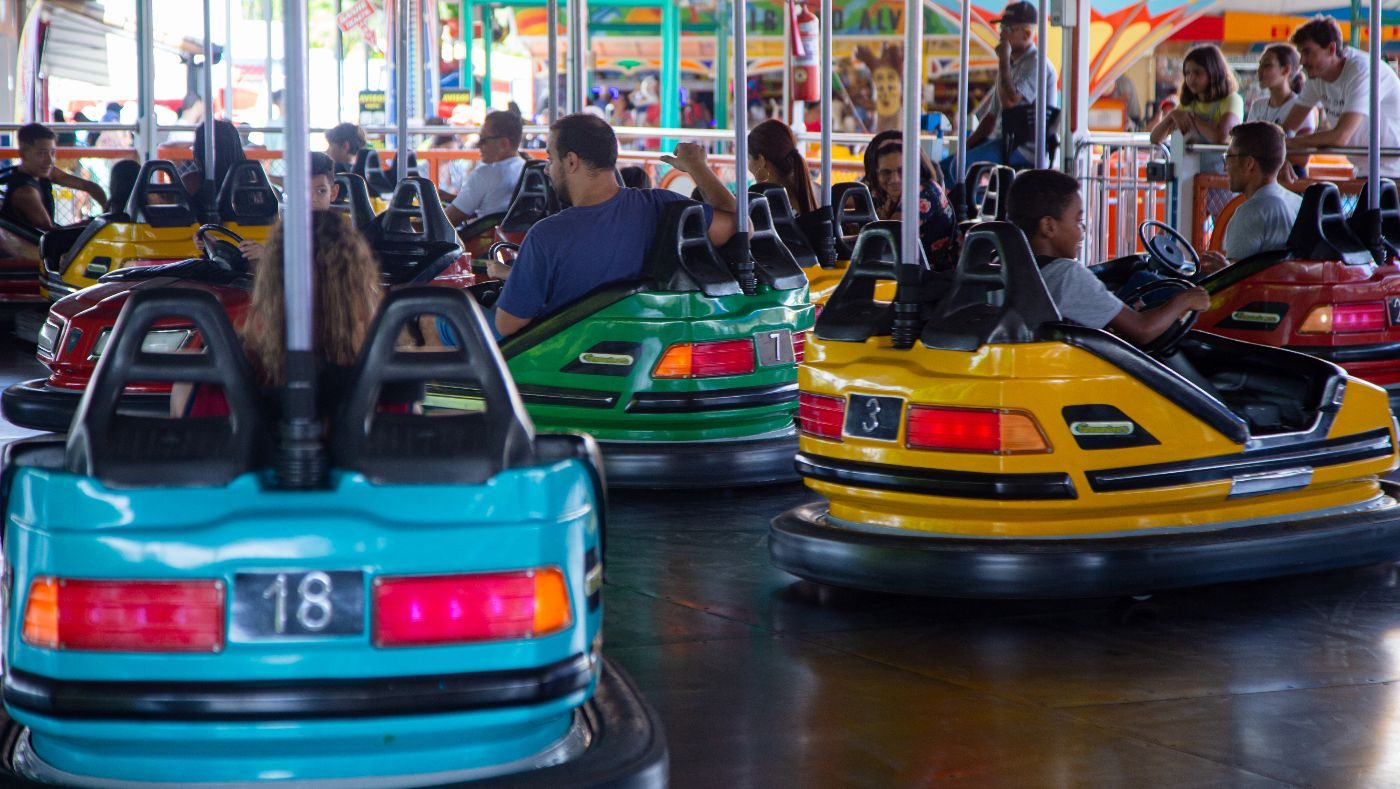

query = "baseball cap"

[{"left": 991, "top": 1, "right": 1037, "bottom": 25}]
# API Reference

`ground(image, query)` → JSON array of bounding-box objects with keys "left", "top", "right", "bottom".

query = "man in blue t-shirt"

[{"left": 495, "top": 113, "right": 737, "bottom": 337}]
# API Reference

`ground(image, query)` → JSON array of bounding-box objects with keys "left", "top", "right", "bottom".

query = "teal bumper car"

[{"left": 0, "top": 287, "right": 666, "bottom": 787}]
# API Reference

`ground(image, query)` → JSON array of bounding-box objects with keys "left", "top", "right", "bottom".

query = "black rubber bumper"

[
  {"left": 598, "top": 429, "right": 799, "bottom": 489},
  {"left": 2, "top": 379, "right": 168, "bottom": 433},
  {"left": 465, "top": 658, "right": 668, "bottom": 789},
  {"left": 769, "top": 484, "right": 1400, "bottom": 599}
]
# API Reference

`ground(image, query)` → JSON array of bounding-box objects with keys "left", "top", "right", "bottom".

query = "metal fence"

[{"left": 1073, "top": 134, "right": 1174, "bottom": 266}]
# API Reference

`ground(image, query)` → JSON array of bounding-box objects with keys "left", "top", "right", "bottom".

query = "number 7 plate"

[{"left": 231, "top": 571, "right": 365, "bottom": 640}]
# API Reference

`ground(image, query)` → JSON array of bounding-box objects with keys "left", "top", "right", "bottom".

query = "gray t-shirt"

[
  {"left": 1039, "top": 257, "right": 1125, "bottom": 330},
  {"left": 1222, "top": 183, "right": 1303, "bottom": 261},
  {"left": 978, "top": 46, "right": 1059, "bottom": 162}
]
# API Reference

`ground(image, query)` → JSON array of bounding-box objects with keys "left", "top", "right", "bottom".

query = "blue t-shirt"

[{"left": 497, "top": 187, "right": 708, "bottom": 319}]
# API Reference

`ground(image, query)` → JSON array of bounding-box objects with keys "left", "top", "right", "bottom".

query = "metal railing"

[{"left": 1074, "top": 134, "right": 1173, "bottom": 265}]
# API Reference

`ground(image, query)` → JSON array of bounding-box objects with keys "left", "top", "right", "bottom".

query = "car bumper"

[
  {"left": 2, "top": 379, "right": 168, "bottom": 433},
  {"left": 598, "top": 427, "right": 800, "bottom": 489},
  {"left": 6, "top": 658, "right": 666, "bottom": 789},
  {"left": 769, "top": 482, "right": 1400, "bottom": 599}
]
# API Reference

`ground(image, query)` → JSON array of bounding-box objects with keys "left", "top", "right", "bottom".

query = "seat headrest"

[
  {"left": 66, "top": 288, "right": 264, "bottom": 487},
  {"left": 500, "top": 160, "right": 558, "bottom": 233},
  {"left": 831, "top": 182, "right": 879, "bottom": 260},
  {"left": 354, "top": 148, "right": 395, "bottom": 196},
  {"left": 814, "top": 220, "right": 928, "bottom": 343},
  {"left": 745, "top": 193, "right": 808, "bottom": 290},
  {"left": 126, "top": 160, "right": 196, "bottom": 228},
  {"left": 749, "top": 182, "right": 818, "bottom": 267},
  {"left": 331, "top": 287, "right": 535, "bottom": 485},
  {"left": 1287, "top": 181, "right": 1372, "bottom": 265},
  {"left": 977, "top": 166, "right": 1016, "bottom": 222},
  {"left": 333, "top": 172, "right": 376, "bottom": 231},
  {"left": 107, "top": 159, "right": 141, "bottom": 219},
  {"left": 1349, "top": 178, "right": 1400, "bottom": 260},
  {"left": 922, "top": 221, "right": 1061, "bottom": 351},
  {"left": 216, "top": 161, "right": 278, "bottom": 226},
  {"left": 645, "top": 200, "right": 741, "bottom": 296}
]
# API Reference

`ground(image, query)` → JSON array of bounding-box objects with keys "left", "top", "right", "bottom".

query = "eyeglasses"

[{"left": 476, "top": 135, "right": 505, "bottom": 145}]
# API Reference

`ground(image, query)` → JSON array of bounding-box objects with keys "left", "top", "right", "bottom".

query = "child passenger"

[
  {"left": 1150, "top": 45, "right": 1242, "bottom": 173},
  {"left": 1006, "top": 169, "right": 1210, "bottom": 346}
]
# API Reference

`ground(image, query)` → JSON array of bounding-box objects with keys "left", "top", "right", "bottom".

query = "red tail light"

[
  {"left": 793, "top": 332, "right": 806, "bottom": 364},
  {"left": 654, "top": 340, "right": 756, "bottom": 378},
  {"left": 905, "top": 406, "right": 1049, "bottom": 454},
  {"left": 373, "top": 568, "right": 571, "bottom": 647},
  {"left": 799, "top": 392, "right": 845, "bottom": 440},
  {"left": 22, "top": 577, "right": 225, "bottom": 652},
  {"left": 1299, "top": 302, "right": 1388, "bottom": 333}
]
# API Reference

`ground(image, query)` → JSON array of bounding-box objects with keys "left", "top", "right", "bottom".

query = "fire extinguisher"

[{"left": 790, "top": 1, "right": 819, "bottom": 104}]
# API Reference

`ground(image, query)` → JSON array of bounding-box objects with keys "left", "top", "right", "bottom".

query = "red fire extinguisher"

[{"left": 790, "top": 1, "right": 819, "bottom": 104}]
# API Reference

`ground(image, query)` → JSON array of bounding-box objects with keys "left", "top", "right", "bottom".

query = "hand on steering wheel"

[
  {"left": 1139, "top": 220, "right": 1200, "bottom": 279},
  {"left": 196, "top": 224, "right": 247, "bottom": 272},
  {"left": 1118, "top": 276, "right": 1202, "bottom": 357}
]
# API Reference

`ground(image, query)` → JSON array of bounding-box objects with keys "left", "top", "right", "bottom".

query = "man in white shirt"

[
  {"left": 1200, "top": 122, "right": 1304, "bottom": 273},
  {"left": 1283, "top": 16, "right": 1400, "bottom": 178},
  {"left": 444, "top": 111, "right": 527, "bottom": 224},
  {"left": 940, "top": 1, "right": 1058, "bottom": 184}
]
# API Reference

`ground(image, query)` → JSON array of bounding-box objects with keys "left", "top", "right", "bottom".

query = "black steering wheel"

[
  {"left": 1120, "top": 277, "right": 1200, "bottom": 357},
  {"left": 196, "top": 224, "right": 247, "bottom": 272},
  {"left": 1139, "top": 220, "right": 1199, "bottom": 279}
]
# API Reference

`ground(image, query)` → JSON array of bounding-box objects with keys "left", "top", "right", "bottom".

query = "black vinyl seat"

[
  {"left": 1348, "top": 178, "right": 1400, "bottom": 260},
  {"left": 368, "top": 177, "right": 464, "bottom": 285},
  {"left": 353, "top": 148, "right": 395, "bottom": 196},
  {"left": 922, "top": 221, "right": 1059, "bottom": 351},
  {"left": 815, "top": 220, "right": 928, "bottom": 343},
  {"left": 125, "top": 160, "right": 197, "bottom": 228},
  {"left": 745, "top": 193, "right": 808, "bottom": 291},
  {"left": 831, "top": 182, "right": 880, "bottom": 261},
  {"left": 1287, "top": 181, "right": 1372, "bottom": 265},
  {"left": 1002, "top": 104, "right": 1061, "bottom": 167},
  {"left": 65, "top": 288, "right": 264, "bottom": 487},
  {"left": 498, "top": 160, "right": 558, "bottom": 235},
  {"left": 748, "top": 183, "right": 818, "bottom": 267},
  {"left": 216, "top": 161, "right": 279, "bottom": 226},
  {"left": 333, "top": 172, "right": 376, "bottom": 231}
]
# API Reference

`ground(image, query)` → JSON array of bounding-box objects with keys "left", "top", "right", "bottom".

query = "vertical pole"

[
  {"left": 1070, "top": 0, "right": 1089, "bottom": 171},
  {"left": 137, "top": 0, "right": 156, "bottom": 160},
  {"left": 265, "top": 0, "right": 274, "bottom": 126},
  {"left": 336, "top": 0, "right": 345, "bottom": 123},
  {"left": 579, "top": 0, "right": 590, "bottom": 108},
  {"left": 956, "top": 0, "right": 970, "bottom": 182},
  {"left": 1369, "top": 0, "right": 1381, "bottom": 206},
  {"left": 398, "top": 0, "right": 411, "bottom": 179},
  {"left": 568, "top": 0, "right": 584, "bottom": 113},
  {"left": 482, "top": 5, "right": 494, "bottom": 107},
  {"left": 226, "top": 0, "right": 235, "bottom": 120},
  {"left": 428, "top": 0, "right": 441, "bottom": 114},
  {"left": 902, "top": 0, "right": 919, "bottom": 263},
  {"left": 1034, "top": 0, "right": 1047, "bottom": 168},
  {"left": 733, "top": 0, "right": 756, "bottom": 295},
  {"left": 202, "top": 0, "right": 217, "bottom": 201},
  {"left": 661, "top": 1, "right": 680, "bottom": 150},
  {"left": 781, "top": 1, "right": 791, "bottom": 122},
  {"left": 1353, "top": 0, "right": 1363, "bottom": 49},
  {"left": 819, "top": 0, "right": 832, "bottom": 207},
  {"left": 716, "top": 0, "right": 729, "bottom": 131},
  {"left": 547, "top": 0, "right": 559, "bottom": 124},
  {"left": 463, "top": 0, "right": 474, "bottom": 98}
]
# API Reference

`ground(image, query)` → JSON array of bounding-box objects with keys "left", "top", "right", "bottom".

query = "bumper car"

[
  {"left": 2, "top": 175, "right": 472, "bottom": 433},
  {"left": 429, "top": 198, "right": 815, "bottom": 489},
  {"left": 0, "top": 218, "right": 44, "bottom": 305},
  {"left": 0, "top": 286, "right": 666, "bottom": 786},
  {"left": 769, "top": 221, "right": 1400, "bottom": 598},
  {"left": 1094, "top": 180, "right": 1400, "bottom": 411},
  {"left": 41, "top": 160, "right": 278, "bottom": 302}
]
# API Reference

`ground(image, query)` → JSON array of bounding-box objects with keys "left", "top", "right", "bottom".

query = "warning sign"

[{"left": 336, "top": 0, "right": 375, "bottom": 33}]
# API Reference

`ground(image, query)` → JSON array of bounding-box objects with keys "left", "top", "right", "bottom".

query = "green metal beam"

[
  {"left": 661, "top": 0, "right": 680, "bottom": 150},
  {"left": 460, "top": 0, "right": 469, "bottom": 90},
  {"left": 482, "top": 4, "right": 494, "bottom": 106},
  {"left": 716, "top": 0, "right": 729, "bottom": 131}
]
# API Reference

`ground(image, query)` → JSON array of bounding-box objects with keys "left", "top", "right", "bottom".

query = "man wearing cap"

[
  {"left": 941, "top": 1, "right": 1058, "bottom": 184},
  {"left": 444, "top": 110, "right": 527, "bottom": 224}
]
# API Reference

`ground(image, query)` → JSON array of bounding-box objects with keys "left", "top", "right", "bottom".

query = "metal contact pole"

[
  {"left": 902, "top": 0, "right": 919, "bottom": 264},
  {"left": 226, "top": 0, "right": 236, "bottom": 120},
  {"left": 1369, "top": 0, "right": 1381, "bottom": 208},
  {"left": 568, "top": 0, "right": 582, "bottom": 112},
  {"left": 265, "top": 0, "right": 274, "bottom": 126},
  {"left": 202, "top": 0, "right": 217, "bottom": 184},
  {"left": 1034, "top": 0, "right": 1047, "bottom": 168},
  {"left": 427, "top": 0, "right": 441, "bottom": 114},
  {"left": 137, "top": 0, "right": 156, "bottom": 160},
  {"left": 397, "top": 0, "right": 411, "bottom": 180},
  {"left": 819, "top": 0, "right": 832, "bottom": 207},
  {"left": 547, "top": 0, "right": 559, "bottom": 124},
  {"left": 956, "top": 0, "right": 970, "bottom": 181},
  {"left": 335, "top": 0, "right": 345, "bottom": 123},
  {"left": 734, "top": 0, "right": 749, "bottom": 228}
]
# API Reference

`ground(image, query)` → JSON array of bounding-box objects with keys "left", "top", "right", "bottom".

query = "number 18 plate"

[{"left": 231, "top": 571, "right": 365, "bottom": 640}]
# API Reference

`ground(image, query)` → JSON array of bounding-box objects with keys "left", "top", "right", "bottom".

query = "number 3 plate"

[{"left": 231, "top": 571, "right": 365, "bottom": 640}]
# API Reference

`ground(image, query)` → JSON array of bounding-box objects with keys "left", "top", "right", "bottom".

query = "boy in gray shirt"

[{"left": 1006, "top": 169, "right": 1210, "bottom": 345}]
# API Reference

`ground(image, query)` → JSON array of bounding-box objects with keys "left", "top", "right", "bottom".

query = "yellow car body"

[{"left": 771, "top": 222, "right": 1400, "bottom": 598}]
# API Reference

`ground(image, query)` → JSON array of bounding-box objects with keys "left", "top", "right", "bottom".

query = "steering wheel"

[
  {"left": 1138, "top": 220, "right": 1199, "bottom": 279},
  {"left": 488, "top": 241, "right": 519, "bottom": 269},
  {"left": 196, "top": 224, "right": 247, "bottom": 272},
  {"left": 1120, "top": 277, "right": 1200, "bottom": 357}
]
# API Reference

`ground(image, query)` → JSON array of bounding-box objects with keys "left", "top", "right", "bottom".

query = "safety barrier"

[{"left": 1074, "top": 135, "right": 1173, "bottom": 265}]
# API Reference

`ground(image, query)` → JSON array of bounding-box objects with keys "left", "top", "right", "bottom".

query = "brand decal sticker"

[
  {"left": 1070, "top": 421, "right": 1136, "bottom": 437},
  {"left": 1228, "top": 310, "right": 1281, "bottom": 325},
  {"left": 578, "top": 352, "right": 634, "bottom": 366}
]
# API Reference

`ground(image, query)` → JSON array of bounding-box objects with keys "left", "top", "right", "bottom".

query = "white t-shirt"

[
  {"left": 449, "top": 155, "right": 526, "bottom": 218},
  {"left": 1295, "top": 47, "right": 1400, "bottom": 177},
  {"left": 1246, "top": 94, "right": 1315, "bottom": 136},
  {"left": 1222, "top": 183, "right": 1303, "bottom": 261}
]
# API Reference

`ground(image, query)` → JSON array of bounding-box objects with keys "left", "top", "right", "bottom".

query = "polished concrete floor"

[{"left": 6, "top": 310, "right": 1400, "bottom": 788}]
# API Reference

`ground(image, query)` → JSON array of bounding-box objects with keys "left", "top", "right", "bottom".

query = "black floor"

[{"left": 6, "top": 312, "right": 1400, "bottom": 787}]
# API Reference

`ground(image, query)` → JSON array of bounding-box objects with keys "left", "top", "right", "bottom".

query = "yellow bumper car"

[{"left": 770, "top": 221, "right": 1400, "bottom": 598}]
